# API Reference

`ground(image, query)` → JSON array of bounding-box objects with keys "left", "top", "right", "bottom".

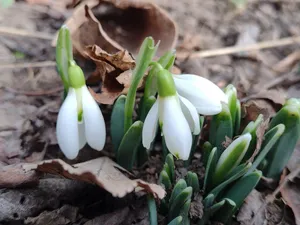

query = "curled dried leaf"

[
  {"left": 23, "top": 157, "right": 165, "bottom": 199},
  {"left": 222, "top": 136, "right": 232, "bottom": 149},
  {"left": 54, "top": 0, "right": 177, "bottom": 57},
  {"left": 85, "top": 45, "right": 140, "bottom": 104},
  {"left": 241, "top": 90, "right": 286, "bottom": 107},
  {"left": 242, "top": 100, "right": 276, "bottom": 124},
  {"left": 248, "top": 118, "right": 270, "bottom": 163}
]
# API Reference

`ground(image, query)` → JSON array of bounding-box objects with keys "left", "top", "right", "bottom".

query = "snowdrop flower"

[
  {"left": 173, "top": 74, "right": 228, "bottom": 115},
  {"left": 143, "top": 68, "right": 200, "bottom": 160},
  {"left": 56, "top": 64, "right": 106, "bottom": 159}
]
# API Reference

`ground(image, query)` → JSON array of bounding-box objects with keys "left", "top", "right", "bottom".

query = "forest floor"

[{"left": 0, "top": 0, "right": 300, "bottom": 225}]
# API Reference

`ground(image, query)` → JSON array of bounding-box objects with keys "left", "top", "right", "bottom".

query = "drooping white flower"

[
  {"left": 173, "top": 74, "right": 228, "bottom": 115},
  {"left": 142, "top": 69, "right": 200, "bottom": 160},
  {"left": 56, "top": 64, "right": 106, "bottom": 159}
]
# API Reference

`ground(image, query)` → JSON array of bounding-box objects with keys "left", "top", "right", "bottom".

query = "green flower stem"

[
  {"left": 124, "top": 37, "right": 157, "bottom": 132},
  {"left": 56, "top": 25, "right": 74, "bottom": 94},
  {"left": 144, "top": 50, "right": 175, "bottom": 99},
  {"left": 148, "top": 194, "right": 158, "bottom": 225}
]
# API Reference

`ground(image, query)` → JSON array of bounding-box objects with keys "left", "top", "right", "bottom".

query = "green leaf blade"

[
  {"left": 209, "top": 103, "right": 233, "bottom": 156},
  {"left": 212, "top": 133, "right": 251, "bottom": 186},
  {"left": 117, "top": 121, "right": 143, "bottom": 170},
  {"left": 111, "top": 95, "right": 126, "bottom": 154}
]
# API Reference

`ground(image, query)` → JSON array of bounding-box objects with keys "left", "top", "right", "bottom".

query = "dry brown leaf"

[
  {"left": 237, "top": 190, "right": 266, "bottom": 225},
  {"left": 248, "top": 118, "right": 270, "bottom": 163},
  {"left": 85, "top": 45, "right": 181, "bottom": 104},
  {"left": 54, "top": 0, "right": 177, "bottom": 57},
  {"left": 242, "top": 99, "right": 276, "bottom": 124},
  {"left": 85, "top": 45, "right": 138, "bottom": 104},
  {"left": 0, "top": 178, "right": 87, "bottom": 221},
  {"left": 242, "top": 89, "right": 286, "bottom": 106},
  {"left": 23, "top": 157, "right": 165, "bottom": 199},
  {"left": 84, "top": 207, "right": 129, "bottom": 225},
  {"left": 280, "top": 169, "right": 300, "bottom": 225},
  {"left": 273, "top": 51, "right": 300, "bottom": 73},
  {"left": 287, "top": 144, "right": 300, "bottom": 178},
  {"left": 222, "top": 136, "right": 232, "bottom": 149},
  {"left": 24, "top": 205, "right": 79, "bottom": 225},
  {"left": 0, "top": 164, "right": 38, "bottom": 188},
  {"left": 254, "top": 118, "right": 269, "bottom": 154}
]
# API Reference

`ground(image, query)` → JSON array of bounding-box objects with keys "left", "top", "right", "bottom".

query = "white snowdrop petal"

[
  {"left": 81, "top": 86, "right": 106, "bottom": 151},
  {"left": 173, "top": 74, "right": 228, "bottom": 115},
  {"left": 142, "top": 100, "right": 159, "bottom": 149},
  {"left": 159, "top": 96, "right": 192, "bottom": 160},
  {"left": 173, "top": 74, "right": 228, "bottom": 103},
  {"left": 179, "top": 95, "right": 200, "bottom": 135},
  {"left": 56, "top": 88, "right": 81, "bottom": 159}
]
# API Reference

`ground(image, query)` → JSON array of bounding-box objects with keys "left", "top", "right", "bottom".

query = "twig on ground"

[
  {"left": 0, "top": 27, "right": 53, "bottom": 40},
  {"left": 262, "top": 71, "right": 296, "bottom": 90},
  {"left": 177, "top": 36, "right": 300, "bottom": 59},
  {"left": 250, "top": 0, "right": 300, "bottom": 3},
  {"left": 250, "top": 166, "right": 300, "bottom": 225},
  {"left": 4, "top": 86, "right": 63, "bottom": 96},
  {"left": 0, "top": 61, "right": 56, "bottom": 69}
]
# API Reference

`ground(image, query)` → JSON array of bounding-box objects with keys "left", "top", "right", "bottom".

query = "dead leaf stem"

[
  {"left": 0, "top": 27, "right": 53, "bottom": 40},
  {"left": 177, "top": 36, "right": 300, "bottom": 59},
  {"left": 4, "top": 86, "right": 63, "bottom": 96},
  {"left": 0, "top": 61, "right": 56, "bottom": 69}
]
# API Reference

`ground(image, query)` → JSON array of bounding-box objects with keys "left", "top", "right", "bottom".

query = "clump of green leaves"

[
  {"left": 200, "top": 91, "right": 300, "bottom": 224},
  {"left": 157, "top": 85, "right": 299, "bottom": 225},
  {"left": 156, "top": 154, "right": 200, "bottom": 225},
  {"left": 263, "top": 98, "right": 300, "bottom": 179}
]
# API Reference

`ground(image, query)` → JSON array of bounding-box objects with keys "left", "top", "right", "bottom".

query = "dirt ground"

[{"left": 1, "top": 0, "right": 300, "bottom": 224}]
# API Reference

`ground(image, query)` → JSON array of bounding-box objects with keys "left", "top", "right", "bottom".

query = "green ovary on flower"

[
  {"left": 68, "top": 64, "right": 86, "bottom": 89},
  {"left": 157, "top": 69, "right": 177, "bottom": 97}
]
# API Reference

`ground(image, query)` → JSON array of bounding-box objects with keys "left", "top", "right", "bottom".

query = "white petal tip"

[
  {"left": 58, "top": 145, "right": 79, "bottom": 160},
  {"left": 81, "top": 86, "right": 106, "bottom": 151},
  {"left": 172, "top": 151, "right": 190, "bottom": 161},
  {"left": 242, "top": 133, "right": 252, "bottom": 142},
  {"left": 90, "top": 144, "right": 104, "bottom": 151}
]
